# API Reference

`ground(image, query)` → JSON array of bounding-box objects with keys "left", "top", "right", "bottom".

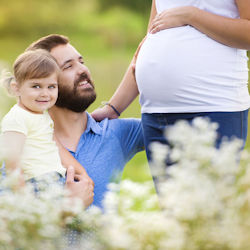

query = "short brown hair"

[
  {"left": 14, "top": 49, "right": 59, "bottom": 84},
  {"left": 26, "top": 34, "right": 69, "bottom": 52}
]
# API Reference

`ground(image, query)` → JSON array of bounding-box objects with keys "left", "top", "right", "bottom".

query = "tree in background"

[{"left": 97, "top": 0, "right": 151, "bottom": 16}]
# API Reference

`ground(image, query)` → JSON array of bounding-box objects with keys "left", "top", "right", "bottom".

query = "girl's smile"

[{"left": 15, "top": 72, "right": 58, "bottom": 114}]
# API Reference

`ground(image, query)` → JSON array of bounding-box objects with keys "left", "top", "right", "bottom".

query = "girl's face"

[{"left": 16, "top": 72, "right": 58, "bottom": 114}]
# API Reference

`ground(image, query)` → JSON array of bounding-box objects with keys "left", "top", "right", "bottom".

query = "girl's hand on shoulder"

[{"left": 149, "top": 6, "right": 197, "bottom": 34}]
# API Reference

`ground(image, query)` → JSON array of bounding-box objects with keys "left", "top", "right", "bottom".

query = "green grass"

[{"left": 122, "top": 151, "right": 151, "bottom": 182}]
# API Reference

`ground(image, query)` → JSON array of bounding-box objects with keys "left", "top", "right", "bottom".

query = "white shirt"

[{"left": 135, "top": 0, "right": 250, "bottom": 113}]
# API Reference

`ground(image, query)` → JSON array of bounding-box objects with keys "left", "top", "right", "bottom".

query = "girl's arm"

[
  {"left": 149, "top": 0, "right": 250, "bottom": 50},
  {"left": 2, "top": 131, "right": 26, "bottom": 186},
  {"left": 54, "top": 134, "right": 94, "bottom": 186},
  {"left": 91, "top": 1, "right": 157, "bottom": 121}
]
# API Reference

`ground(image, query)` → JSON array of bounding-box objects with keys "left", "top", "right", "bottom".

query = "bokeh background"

[{"left": 0, "top": 0, "right": 249, "bottom": 183}]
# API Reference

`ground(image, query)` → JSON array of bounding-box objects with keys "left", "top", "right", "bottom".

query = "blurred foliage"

[
  {"left": 0, "top": 0, "right": 149, "bottom": 118},
  {"left": 0, "top": 0, "right": 148, "bottom": 49},
  {"left": 97, "top": 0, "right": 152, "bottom": 16},
  {"left": 0, "top": 0, "right": 79, "bottom": 36},
  {"left": 0, "top": 0, "right": 150, "bottom": 66}
]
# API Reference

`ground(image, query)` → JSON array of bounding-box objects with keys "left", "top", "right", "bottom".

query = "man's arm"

[
  {"left": 115, "top": 119, "right": 144, "bottom": 162},
  {"left": 54, "top": 134, "right": 94, "bottom": 187}
]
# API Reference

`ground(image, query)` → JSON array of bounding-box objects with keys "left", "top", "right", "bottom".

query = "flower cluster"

[
  {"left": 0, "top": 169, "right": 87, "bottom": 250},
  {"left": 1, "top": 117, "right": 250, "bottom": 249},
  {"left": 94, "top": 118, "right": 250, "bottom": 250}
]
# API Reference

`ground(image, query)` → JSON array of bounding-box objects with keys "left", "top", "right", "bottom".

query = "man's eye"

[{"left": 64, "top": 65, "right": 72, "bottom": 70}]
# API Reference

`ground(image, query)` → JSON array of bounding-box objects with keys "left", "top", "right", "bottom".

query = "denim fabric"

[
  {"left": 28, "top": 171, "right": 66, "bottom": 194},
  {"left": 141, "top": 110, "right": 249, "bottom": 163}
]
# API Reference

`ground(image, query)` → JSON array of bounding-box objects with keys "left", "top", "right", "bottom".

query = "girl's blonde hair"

[{"left": 1, "top": 49, "right": 59, "bottom": 95}]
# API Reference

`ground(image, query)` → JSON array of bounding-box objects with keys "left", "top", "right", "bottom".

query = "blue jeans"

[
  {"left": 28, "top": 172, "right": 66, "bottom": 194},
  {"left": 141, "top": 110, "right": 249, "bottom": 163}
]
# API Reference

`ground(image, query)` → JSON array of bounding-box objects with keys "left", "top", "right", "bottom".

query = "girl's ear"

[{"left": 10, "top": 81, "right": 20, "bottom": 96}]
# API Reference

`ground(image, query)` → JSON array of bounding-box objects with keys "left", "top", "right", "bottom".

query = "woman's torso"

[{"left": 136, "top": 0, "right": 250, "bottom": 113}]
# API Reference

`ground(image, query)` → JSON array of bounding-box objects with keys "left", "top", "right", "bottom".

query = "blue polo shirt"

[{"left": 68, "top": 113, "right": 144, "bottom": 208}]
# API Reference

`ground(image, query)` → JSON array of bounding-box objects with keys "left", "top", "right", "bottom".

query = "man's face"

[{"left": 50, "top": 43, "right": 96, "bottom": 112}]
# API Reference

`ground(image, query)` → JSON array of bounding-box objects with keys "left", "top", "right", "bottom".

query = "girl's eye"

[
  {"left": 48, "top": 85, "right": 57, "bottom": 89},
  {"left": 32, "top": 85, "right": 40, "bottom": 89}
]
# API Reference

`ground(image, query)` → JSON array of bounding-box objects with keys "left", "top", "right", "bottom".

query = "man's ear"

[{"left": 10, "top": 81, "right": 20, "bottom": 96}]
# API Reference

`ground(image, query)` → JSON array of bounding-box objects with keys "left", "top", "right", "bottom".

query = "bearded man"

[{"left": 26, "top": 34, "right": 144, "bottom": 208}]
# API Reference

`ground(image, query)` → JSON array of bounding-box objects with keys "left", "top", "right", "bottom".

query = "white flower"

[{"left": 1, "top": 117, "right": 250, "bottom": 249}]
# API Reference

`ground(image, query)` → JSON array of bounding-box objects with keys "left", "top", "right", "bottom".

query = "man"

[{"left": 26, "top": 34, "right": 144, "bottom": 208}]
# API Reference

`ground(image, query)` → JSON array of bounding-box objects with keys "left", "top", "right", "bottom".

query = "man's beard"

[{"left": 55, "top": 73, "right": 96, "bottom": 113}]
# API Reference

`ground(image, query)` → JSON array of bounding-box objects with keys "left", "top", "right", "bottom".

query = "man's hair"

[{"left": 26, "top": 34, "right": 69, "bottom": 52}]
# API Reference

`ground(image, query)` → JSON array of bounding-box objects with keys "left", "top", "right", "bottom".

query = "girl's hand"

[{"left": 149, "top": 6, "right": 196, "bottom": 34}]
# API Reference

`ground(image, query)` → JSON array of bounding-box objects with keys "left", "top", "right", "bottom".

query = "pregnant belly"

[{"left": 135, "top": 26, "right": 243, "bottom": 108}]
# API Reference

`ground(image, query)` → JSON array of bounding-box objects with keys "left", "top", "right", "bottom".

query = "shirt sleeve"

[
  {"left": 1, "top": 111, "right": 28, "bottom": 136},
  {"left": 114, "top": 118, "right": 144, "bottom": 162}
]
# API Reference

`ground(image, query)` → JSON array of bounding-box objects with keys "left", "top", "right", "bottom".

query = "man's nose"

[{"left": 77, "top": 62, "right": 89, "bottom": 75}]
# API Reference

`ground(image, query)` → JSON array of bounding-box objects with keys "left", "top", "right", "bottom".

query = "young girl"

[{"left": 1, "top": 49, "right": 93, "bottom": 187}]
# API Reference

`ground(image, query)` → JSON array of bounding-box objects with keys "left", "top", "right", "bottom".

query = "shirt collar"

[{"left": 84, "top": 112, "right": 103, "bottom": 135}]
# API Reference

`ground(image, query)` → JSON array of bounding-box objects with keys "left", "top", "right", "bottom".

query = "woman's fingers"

[
  {"left": 150, "top": 21, "right": 164, "bottom": 33},
  {"left": 149, "top": 7, "right": 189, "bottom": 33}
]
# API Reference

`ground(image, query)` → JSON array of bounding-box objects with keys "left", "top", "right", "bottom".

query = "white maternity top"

[{"left": 135, "top": 0, "right": 250, "bottom": 113}]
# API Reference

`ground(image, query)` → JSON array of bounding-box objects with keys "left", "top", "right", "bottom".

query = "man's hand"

[
  {"left": 65, "top": 166, "right": 94, "bottom": 208},
  {"left": 81, "top": 170, "right": 95, "bottom": 188}
]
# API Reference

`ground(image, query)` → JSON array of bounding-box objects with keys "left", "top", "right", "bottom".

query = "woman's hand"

[
  {"left": 149, "top": 6, "right": 195, "bottom": 34},
  {"left": 91, "top": 104, "right": 119, "bottom": 122},
  {"left": 149, "top": 1, "right": 250, "bottom": 50}
]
